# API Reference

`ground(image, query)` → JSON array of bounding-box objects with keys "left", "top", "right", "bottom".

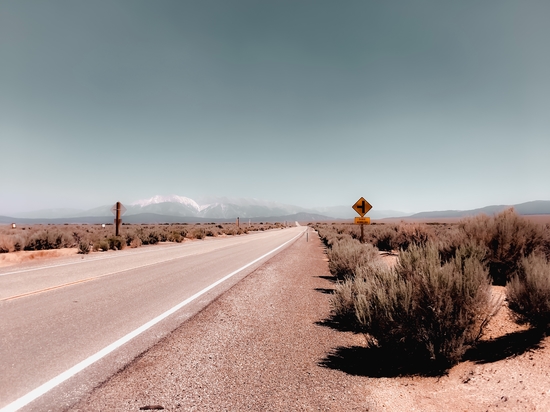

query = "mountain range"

[
  {"left": 1, "top": 195, "right": 549, "bottom": 225},
  {"left": 406, "top": 201, "right": 550, "bottom": 219},
  {"left": 4, "top": 195, "right": 405, "bottom": 221}
]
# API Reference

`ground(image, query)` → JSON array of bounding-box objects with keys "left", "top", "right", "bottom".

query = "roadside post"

[
  {"left": 352, "top": 197, "right": 372, "bottom": 243},
  {"left": 110, "top": 202, "right": 127, "bottom": 237}
]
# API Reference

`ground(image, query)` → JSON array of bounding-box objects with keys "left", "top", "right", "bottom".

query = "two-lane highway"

[{"left": 0, "top": 226, "right": 306, "bottom": 411}]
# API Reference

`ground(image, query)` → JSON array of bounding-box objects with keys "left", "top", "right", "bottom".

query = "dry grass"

[{"left": 0, "top": 248, "right": 78, "bottom": 267}]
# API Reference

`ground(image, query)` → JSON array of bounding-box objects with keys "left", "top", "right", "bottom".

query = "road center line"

[
  {"left": 1, "top": 231, "right": 288, "bottom": 301},
  {"left": 0, "top": 228, "right": 305, "bottom": 412},
  {"left": 0, "top": 230, "right": 275, "bottom": 277},
  {"left": 0, "top": 243, "right": 183, "bottom": 277},
  {"left": 1, "top": 241, "right": 247, "bottom": 301}
]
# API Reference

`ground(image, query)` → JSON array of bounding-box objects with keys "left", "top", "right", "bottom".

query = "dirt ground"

[
  {"left": 5, "top": 232, "right": 549, "bottom": 410},
  {"left": 61, "top": 232, "right": 550, "bottom": 411}
]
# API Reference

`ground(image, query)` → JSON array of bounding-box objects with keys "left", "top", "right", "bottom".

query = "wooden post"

[
  {"left": 360, "top": 224, "right": 364, "bottom": 243},
  {"left": 236, "top": 217, "right": 240, "bottom": 228},
  {"left": 115, "top": 201, "right": 121, "bottom": 236}
]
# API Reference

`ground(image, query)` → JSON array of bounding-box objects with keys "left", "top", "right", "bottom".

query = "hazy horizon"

[
  {"left": 3, "top": 194, "right": 550, "bottom": 220},
  {"left": 2, "top": 1, "right": 549, "bottom": 215}
]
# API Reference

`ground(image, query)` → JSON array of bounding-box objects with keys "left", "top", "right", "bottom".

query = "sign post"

[
  {"left": 110, "top": 202, "right": 127, "bottom": 237},
  {"left": 352, "top": 197, "right": 372, "bottom": 243}
]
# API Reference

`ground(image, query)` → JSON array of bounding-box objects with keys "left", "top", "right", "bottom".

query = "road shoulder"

[{"left": 68, "top": 231, "right": 377, "bottom": 411}]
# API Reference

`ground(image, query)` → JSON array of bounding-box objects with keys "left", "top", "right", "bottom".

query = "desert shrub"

[
  {"left": 461, "top": 209, "right": 545, "bottom": 284},
  {"left": 331, "top": 260, "right": 390, "bottom": 326},
  {"left": 78, "top": 240, "right": 90, "bottom": 254},
  {"left": 25, "top": 229, "right": 72, "bottom": 250},
  {"left": 327, "top": 238, "right": 380, "bottom": 280},
  {"left": 392, "top": 223, "right": 434, "bottom": 251},
  {"left": 331, "top": 242, "right": 493, "bottom": 370},
  {"left": 93, "top": 239, "right": 110, "bottom": 252},
  {"left": 542, "top": 225, "right": 550, "bottom": 260},
  {"left": 124, "top": 231, "right": 139, "bottom": 247},
  {"left": 155, "top": 231, "right": 166, "bottom": 242},
  {"left": 395, "top": 240, "right": 442, "bottom": 280},
  {"left": 316, "top": 226, "right": 339, "bottom": 247},
  {"left": 369, "top": 225, "right": 398, "bottom": 252},
  {"left": 168, "top": 231, "right": 183, "bottom": 242},
  {"left": 146, "top": 231, "right": 160, "bottom": 244},
  {"left": 507, "top": 254, "right": 550, "bottom": 328},
  {"left": 188, "top": 227, "right": 206, "bottom": 239},
  {"left": 130, "top": 237, "right": 142, "bottom": 248},
  {"left": 11, "top": 234, "right": 26, "bottom": 252},
  {"left": 335, "top": 225, "right": 352, "bottom": 235},
  {"left": 135, "top": 229, "right": 159, "bottom": 245},
  {"left": 435, "top": 226, "right": 468, "bottom": 263},
  {"left": 106, "top": 236, "right": 125, "bottom": 250},
  {"left": 223, "top": 227, "right": 236, "bottom": 236},
  {"left": 0, "top": 235, "right": 13, "bottom": 253}
]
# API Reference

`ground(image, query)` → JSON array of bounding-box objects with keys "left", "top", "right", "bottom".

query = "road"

[{"left": 0, "top": 226, "right": 306, "bottom": 411}]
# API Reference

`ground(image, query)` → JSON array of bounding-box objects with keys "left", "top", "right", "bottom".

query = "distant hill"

[
  {"left": 408, "top": 200, "right": 550, "bottom": 219},
  {"left": 314, "top": 205, "right": 408, "bottom": 220}
]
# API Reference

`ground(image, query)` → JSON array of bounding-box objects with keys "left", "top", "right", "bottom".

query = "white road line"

[{"left": 0, "top": 228, "right": 305, "bottom": 412}]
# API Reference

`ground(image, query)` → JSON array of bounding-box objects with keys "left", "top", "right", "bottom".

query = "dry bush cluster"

[
  {"left": 0, "top": 221, "right": 288, "bottom": 255},
  {"left": 315, "top": 209, "right": 550, "bottom": 373}
]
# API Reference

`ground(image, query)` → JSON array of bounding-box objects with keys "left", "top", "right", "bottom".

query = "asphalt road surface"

[{"left": 0, "top": 226, "right": 306, "bottom": 411}]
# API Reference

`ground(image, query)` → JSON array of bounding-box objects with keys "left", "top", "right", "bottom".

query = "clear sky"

[{"left": 1, "top": 1, "right": 549, "bottom": 215}]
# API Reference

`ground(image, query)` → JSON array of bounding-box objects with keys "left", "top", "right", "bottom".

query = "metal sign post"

[{"left": 352, "top": 197, "right": 372, "bottom": 243}]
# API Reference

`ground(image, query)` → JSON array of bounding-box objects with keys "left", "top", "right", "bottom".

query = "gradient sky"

[{"left": 1, "top": 1, "right": 549, "bottom": 215}]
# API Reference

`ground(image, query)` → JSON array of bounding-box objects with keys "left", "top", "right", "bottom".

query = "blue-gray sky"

[{"left": 1, "top": 0, "right": 549, "bottom": 215}]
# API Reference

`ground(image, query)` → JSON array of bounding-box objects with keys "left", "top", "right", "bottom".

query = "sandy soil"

[
  {"left": 62, "top": 232, "right": 550, "bottom": 411},
  {"left": 0, "top": 248, "right": 79, "bottom": 267}
]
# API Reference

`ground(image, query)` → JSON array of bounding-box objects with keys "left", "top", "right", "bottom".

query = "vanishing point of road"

[{"left": 0, "top": 226, "right": 306, "bottom": 412}]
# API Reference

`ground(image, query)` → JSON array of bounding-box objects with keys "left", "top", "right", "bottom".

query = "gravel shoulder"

[{"left": 68, "top": 232, "right": 550, "bottom": 411}]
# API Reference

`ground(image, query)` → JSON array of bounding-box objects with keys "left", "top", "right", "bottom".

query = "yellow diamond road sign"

[{"left": 352, "top": 197, "right": 372, "bottom": 217}]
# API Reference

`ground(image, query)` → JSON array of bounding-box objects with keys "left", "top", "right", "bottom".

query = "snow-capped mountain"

[
  {"left": 130, "top": 195, "right": 204, "bottom": 211},
  {"left": 128, "top": 195, "right": 311, "bottom": 219}
]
